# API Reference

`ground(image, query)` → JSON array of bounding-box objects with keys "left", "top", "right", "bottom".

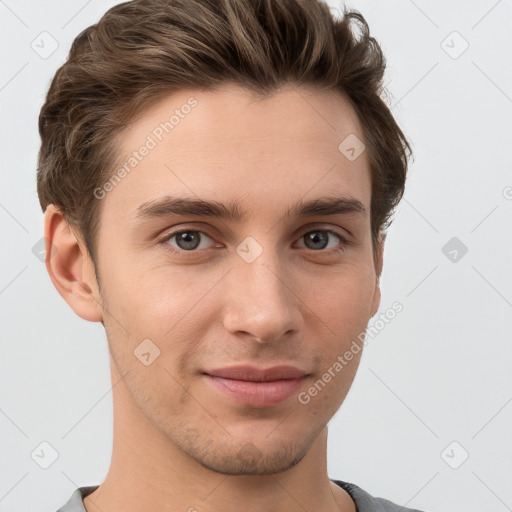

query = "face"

[{"left": 91, "top": 83, "right": 381, "bottom": 475}]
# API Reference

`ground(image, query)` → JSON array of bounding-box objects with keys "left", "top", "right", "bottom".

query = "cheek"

[
  {"left": 101, "top": 262, "right": 223, "bottom": 381},
  {"left": 304, "top": 264, "right": 374, "bottom": 399},
  {"left": 310, "top": 264, "right": 376, "bottom": 331},
  {"left": 102, "top": 253, "right": 213, "bottom": 328}
]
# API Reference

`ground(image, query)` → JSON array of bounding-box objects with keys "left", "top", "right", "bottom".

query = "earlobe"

[{"left": 44, "top": 204, "right": 104, "bottom": 322}]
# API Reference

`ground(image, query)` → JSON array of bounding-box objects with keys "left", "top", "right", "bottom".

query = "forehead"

[{"left": 105, "top": 83, "right": 371, "bottom": 223}]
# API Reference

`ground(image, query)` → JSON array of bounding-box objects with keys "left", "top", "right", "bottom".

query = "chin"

[
  {"left": 192, "top": 439, "right": 310, "bottom": 475},
  {"left": 168, "top": 420, "right": 320, "bottom": 476}
]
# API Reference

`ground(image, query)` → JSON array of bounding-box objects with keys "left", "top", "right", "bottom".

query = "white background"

[{"left": 0, "top": 1, "right": 511, "bottom": 511}]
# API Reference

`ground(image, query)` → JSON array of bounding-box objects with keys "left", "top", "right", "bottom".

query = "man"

[{"left": 38, "top": 0, "right": 422, "bottom": 510}]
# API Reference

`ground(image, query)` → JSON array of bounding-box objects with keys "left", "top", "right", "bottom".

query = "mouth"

[{"left": 202, "top": 365, "right": 310, "bottom": 408}]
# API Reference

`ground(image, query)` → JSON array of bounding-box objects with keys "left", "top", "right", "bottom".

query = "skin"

[{"left": 45, "top": 83, "right": 384, "bottom": 512}]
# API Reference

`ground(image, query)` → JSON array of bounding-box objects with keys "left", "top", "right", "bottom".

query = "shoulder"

[
  {"left": 54, "top": 485, "right": 99, "bottom": 512},
  {"left": 332, "top": 479, "right": 429, "bottom": 512}
]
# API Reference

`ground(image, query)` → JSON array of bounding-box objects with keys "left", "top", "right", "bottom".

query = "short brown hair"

[{"left": 37, "top": 0, "right": 412, "bottom": 268}]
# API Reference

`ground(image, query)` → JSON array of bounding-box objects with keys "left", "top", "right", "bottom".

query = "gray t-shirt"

[{"left": 55, "top": 480, "right": 427, "bottom": 512}]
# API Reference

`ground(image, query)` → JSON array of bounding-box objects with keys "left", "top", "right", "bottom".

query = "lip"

[
  {"left": 205, "top": 365, "right": 308, "bottom": 381},
  {"left": 203, "top": 365, "right": 309, "bottom": 408}
]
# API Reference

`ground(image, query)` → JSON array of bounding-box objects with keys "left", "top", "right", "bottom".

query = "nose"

[{"left": 222, "top": 251, "right": 303, "bottom": 344}]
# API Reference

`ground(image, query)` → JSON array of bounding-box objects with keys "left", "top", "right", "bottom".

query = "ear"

[
  {"left": 43, "top": 204, "right": 103, "bottom": 322},
  {"left": 370, "top": 233, "right": 385, "bottom": 318}
]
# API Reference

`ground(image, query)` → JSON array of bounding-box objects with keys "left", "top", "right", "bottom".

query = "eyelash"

[{"left": 157, "top": 227, "right": 352, "bottom": 257}]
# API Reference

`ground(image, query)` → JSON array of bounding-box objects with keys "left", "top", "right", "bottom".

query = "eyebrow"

[{"left": 135, "top": 195, "right": 366, "bottom": 222}]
